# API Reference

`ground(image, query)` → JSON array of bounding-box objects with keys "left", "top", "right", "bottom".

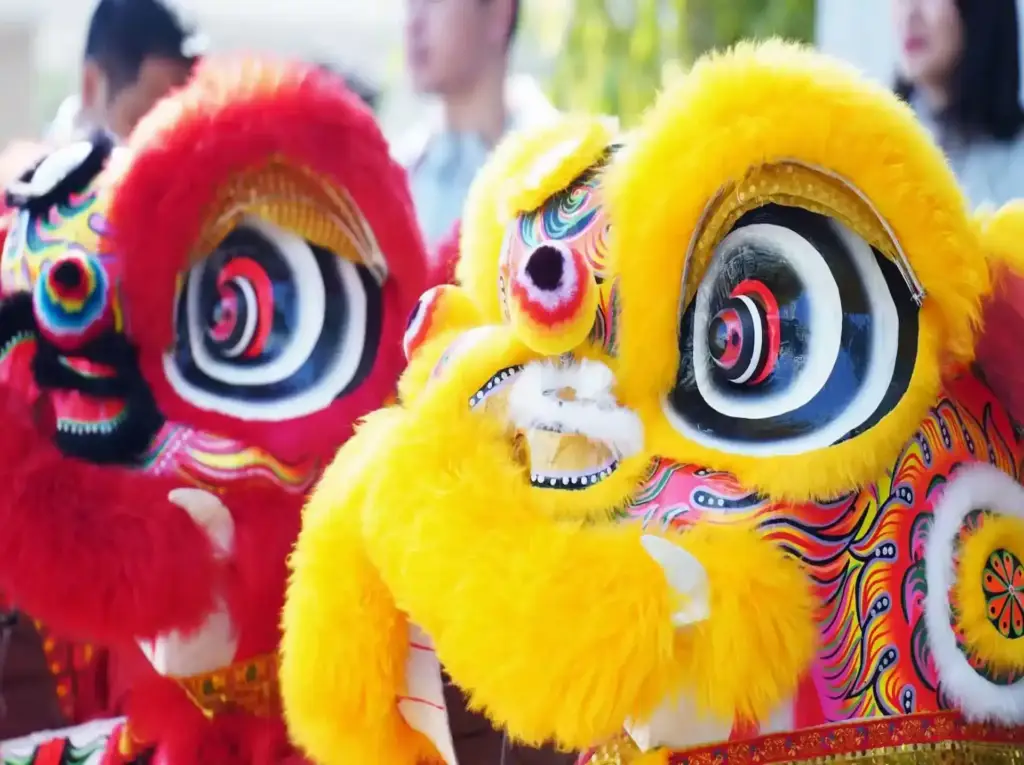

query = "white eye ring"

[
  {"left": 164, "top": 216, "right": 374, "bottom": 422},
  {"left": 691, "top": 223, "right": 843, "bottom": 421},
  {"left": 215, "top": 277, "right": 259, "bottom": 360},
  {"left": 666, "top": 213, "right": 905, "bottom": 458}
]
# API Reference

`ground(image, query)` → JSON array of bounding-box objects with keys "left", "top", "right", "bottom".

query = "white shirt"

[{"left": 395, "top": 75, "right": 559, "bottom": 250}]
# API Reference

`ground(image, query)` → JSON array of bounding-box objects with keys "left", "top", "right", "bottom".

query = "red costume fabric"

[{"left": 0, "top": 58, "right": 429, "bottom": 764}]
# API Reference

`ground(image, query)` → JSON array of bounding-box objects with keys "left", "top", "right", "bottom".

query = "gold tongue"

[
  {"left": 523, "top": 429, "right": 613, "bottom": 476},
  {"left": 479, "top": 385, "right": 514, "bottom": 422}
]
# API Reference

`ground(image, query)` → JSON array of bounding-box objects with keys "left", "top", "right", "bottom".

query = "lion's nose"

[
  {"left": 34, "top": 252, "right": 113, "bottom": 350},
  {"left": 507, "top": 242, "right": 598, "bottom": 355}
]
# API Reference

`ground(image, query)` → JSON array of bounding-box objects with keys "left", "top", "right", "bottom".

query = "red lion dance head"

[{"left": 0, "top": 58, "right": 428, "bottom": 764}]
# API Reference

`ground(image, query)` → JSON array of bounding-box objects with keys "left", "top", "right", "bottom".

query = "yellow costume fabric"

[{"left": 282, "top": 42, "right": 1024, "bottom": 765}]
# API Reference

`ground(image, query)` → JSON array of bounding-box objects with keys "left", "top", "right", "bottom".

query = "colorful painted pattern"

[
  {"left": 1, "top": 719, "right": 118, "bottom": 765},
  {"left": 498, "top": 156, "right": 619, "bottom": 354},
  {"left": 948, "top": 509, "right": 1024, "bottom": 687},
  {"left": 513, "top": 161, "right": 610, "bottom": 282},
  {"left": 2, "top": 174, "right": 322, "bottom": 495},
  {"left": 983, "top": 549, "right": 1024, "bottom": 639},
  {"left": 139, "top": 423, "right": 320, "bottom": 494},
  {"left": 622, "top": 371, "right": 1023, "bottom": 730},
  {"left": 1, "top": 192, "right": 114, "bottom": 300}
]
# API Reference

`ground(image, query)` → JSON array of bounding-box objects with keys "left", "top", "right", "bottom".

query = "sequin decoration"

[
  {"left": 582, "top": 712, "right": 1024, "bottom": 764},
  {"left": 176, "top": 652, "right": 280, "bottom": 718},
  {"left": 684, "top": 161, "right": 923, "bottom": 311},
  {"left": 28, "top": 616, "right": 106, "bottom": 727},
  {"left": 575, "top": 735, "right": 646, "bottom": 764},
  {"left": 622, "top": 371, "right": 1024, "bottom": 726}
]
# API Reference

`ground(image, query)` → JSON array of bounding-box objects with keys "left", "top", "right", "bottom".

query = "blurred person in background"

[
  {"left": 2, "top": 0, "right": 202, "bottom": 192},
  {"left": 398, "top": 0, "right": 557, "bottom": 253},
  {"left": 315, "top": 62, "right": 382, "bottom": 113},
  {"left": 895, "top": 1, "right": 1024, "bottom": 462},
  {"left": 77, "top": 0, "right": 204, "bottom": 141},
  {"left": 400, "top": 24, "right": 567, "bottom": 765},
  {"left": 893, "top": 0, "right": 1024, "bottom": 207}
]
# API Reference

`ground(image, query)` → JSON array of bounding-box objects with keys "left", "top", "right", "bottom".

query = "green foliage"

[{"left": 544, "top": 0, "right": 815, "bottom": 125}]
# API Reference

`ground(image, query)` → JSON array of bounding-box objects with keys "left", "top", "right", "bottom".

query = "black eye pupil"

[{"left": 709, "top": 316, "right": 730, "bottom": 360}]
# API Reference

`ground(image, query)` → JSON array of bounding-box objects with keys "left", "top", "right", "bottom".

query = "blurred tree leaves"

[{"left": 538, "top": 0, "right": 815, "bottom": 124}]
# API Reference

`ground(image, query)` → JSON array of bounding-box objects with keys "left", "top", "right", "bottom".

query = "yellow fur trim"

[
  {"left": 458, "top": 116, "right": 615, "bottom": 320},
  {"left": 361, "top": 383, "right": 691, "bottom": 750},
  {"left": 954, "top": 513, "right": 1024, "bottom": 673},
  {"left": 281, "top": 409, "right": 442, "bottom": 765},
  {"left": 673, "top": 522, "right": 818, "bottom": 722},
  {"left": 501, "top": 116, "right": 618, "bottom": 218},
  {"left": 977, "top": 200, "right": 1024, "bottom": 277},
  {"left": 609, "top": 41, "right": 970, "bottom": 501},
  {"left": 398, "top": 285, "right": 484, "bottom": 403},
  {"left": 403, "top": 322, "right": 650, "bottom": 521}
]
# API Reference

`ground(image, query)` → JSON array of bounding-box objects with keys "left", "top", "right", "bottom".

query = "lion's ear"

[{"left": 402, "top": 285, "right": 483, "bottom": 364}]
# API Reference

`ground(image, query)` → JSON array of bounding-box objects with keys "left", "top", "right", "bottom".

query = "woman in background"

[
  {"left": 896, "top": 1, "right": 1024, "bottom": 428},
  {"left": 893, "top": 0, "right": 1024, "bottom": 207}
]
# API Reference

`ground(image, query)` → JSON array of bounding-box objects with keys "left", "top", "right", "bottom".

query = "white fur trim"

[
  {"left": 507, "top": 359, "right": 643, "bottom": 459},
  {"left": 924, "top": 462, "right": 1024, "bottom": 724}
]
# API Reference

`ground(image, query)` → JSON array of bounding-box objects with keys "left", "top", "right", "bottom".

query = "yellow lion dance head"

[{"left": 282, "top": 42, "right": 1024, "bottom": 765}]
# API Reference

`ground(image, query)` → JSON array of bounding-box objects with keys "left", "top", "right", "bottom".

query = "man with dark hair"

[
  {"left": 397, "top": 0, "right": 557, "bottom": 253},
  {"left": 80, "top": 0, "right": 204, "bottom": 140}
]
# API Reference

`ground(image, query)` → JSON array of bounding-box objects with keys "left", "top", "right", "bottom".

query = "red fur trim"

[
  {"left": 221, "top": 488, "right": 303, "bottom": 658},
  {"left": 127, "top": 674, "right": 300, "bottom": 765},
  {"left": 976, "top": 268, "right": 1024, "bottom": 423},
  {"left": 106, "top": 57, "right": 430, "bottom": 462},
  {"left": 0, "top": 386, "right": 220, "bottom": 643},
  {"left": 434, "top": 220, "right": 461, "bottom": 285}
]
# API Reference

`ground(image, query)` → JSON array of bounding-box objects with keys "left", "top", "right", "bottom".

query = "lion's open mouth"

[{"left": 471, "top": 357, "right": 642, "bottom": 490}]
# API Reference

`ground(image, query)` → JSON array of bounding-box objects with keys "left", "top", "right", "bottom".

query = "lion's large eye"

[
  {"left": 666, "top": 203, "right": 918, "bottom": 455},
  {"left": 164, "top": 216, "right": 382, "bottom": 421}
]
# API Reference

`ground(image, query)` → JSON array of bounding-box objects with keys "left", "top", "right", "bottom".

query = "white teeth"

[
  {"left": 507, "top": 360, "right": 645, "bottom": 461},
  {"left": 530, "top": 460, "right": 620, "bottom": 490},
  {"left": 57, "top": 412, "right": 126, "bottom": 436},
  {"left": 1, "top": 330, "right": 32, "bottom": 358},
  {"left": 469, "top": 365, "right": 524, "bottom": 409}
]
